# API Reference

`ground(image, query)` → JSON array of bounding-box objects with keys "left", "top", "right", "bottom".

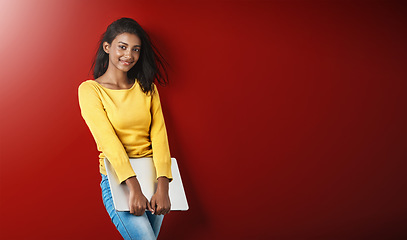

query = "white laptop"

[{"left": 104, "top": 157, "right": 189, "bottom": 211}]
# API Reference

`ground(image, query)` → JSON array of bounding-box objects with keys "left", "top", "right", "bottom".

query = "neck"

[{"left": 104, "top": 65, "right": 132, "bottom": 86}]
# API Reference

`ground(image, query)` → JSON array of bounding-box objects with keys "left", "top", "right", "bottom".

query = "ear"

[{"left": 103, "top": 42, "right": 110, "bottom": 54}]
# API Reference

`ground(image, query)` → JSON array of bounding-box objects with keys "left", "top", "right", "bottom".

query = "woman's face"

[{"left": 103, "top": 33, "right": 141, "bottom": 73}]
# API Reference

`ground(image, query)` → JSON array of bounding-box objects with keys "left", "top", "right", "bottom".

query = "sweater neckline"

[{"left": 90, "top": 80, "right": 137, "bottom": 91}]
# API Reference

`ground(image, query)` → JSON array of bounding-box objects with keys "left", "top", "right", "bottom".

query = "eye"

[
  {"left": 119, "top": 45, "right": 126, "bottom": 50},
  {"left": 133, "top": 48, "right": 140, "bottom": 52}
]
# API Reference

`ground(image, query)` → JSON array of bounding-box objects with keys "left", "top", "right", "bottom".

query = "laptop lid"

[{"left": 104, "top": 157, "right": 189, "bottom": 211}]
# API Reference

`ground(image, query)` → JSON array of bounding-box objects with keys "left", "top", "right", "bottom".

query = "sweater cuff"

[
  {"left": 155, "top": 162, "right": 173, "bottom": 183},
  {"left": 115, "top": 163, "right": 137, "bottom": 184}
]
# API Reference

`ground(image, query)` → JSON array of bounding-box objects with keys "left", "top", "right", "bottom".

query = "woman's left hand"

[{"left": 150, "top": 177, "right": 171, "bottom": 215}]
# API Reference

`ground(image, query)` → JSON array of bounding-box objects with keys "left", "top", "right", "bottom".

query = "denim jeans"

[{"left": 100, "top": 173, "right": 164, "bottom": 240}]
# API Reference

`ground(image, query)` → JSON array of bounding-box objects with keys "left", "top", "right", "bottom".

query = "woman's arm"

[
  {"left": 125, "top": 176, "right": 155, "bottom": 216},
  {"left": 149, "top": 84, "right": 172, "bottom": 214},
  {"left": 149, "top": 84, "right": 173, "bottom": 181},
  {"left": 78, "top": 82, "right": 136, "bottom": 183},
  {"left": 151, "top": 176, "right": 171, "bottom": 215}
]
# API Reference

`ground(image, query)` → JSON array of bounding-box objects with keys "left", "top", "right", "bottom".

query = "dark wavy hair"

[{"left": 91, "top": 17, "right": 168, "bottom": 93}]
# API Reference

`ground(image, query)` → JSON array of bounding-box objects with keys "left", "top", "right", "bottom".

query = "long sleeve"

[
  {"left": 78, "top": 82, "right": 136, "bottom": 183},
  {"left": 150, "top": 84, "right": 173, "bottom": 182}
]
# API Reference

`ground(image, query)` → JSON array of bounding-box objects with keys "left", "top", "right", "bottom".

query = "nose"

[
  {"left": 124, "top": 49, "right": 132, "bottom": 58},
  {"left": 124, "top": 48, "right": 131, "bottom": 57}
]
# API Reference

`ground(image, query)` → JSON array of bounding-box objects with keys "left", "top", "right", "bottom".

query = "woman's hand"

[
  {"left": 125, "top": 176, "right": 154, "bottom": 216},
  {"left": 128, "top": 190, "right": 154, "bottom": 216},
  {"left": 150, "top": 177, "right": 171, "bottom": 215}
]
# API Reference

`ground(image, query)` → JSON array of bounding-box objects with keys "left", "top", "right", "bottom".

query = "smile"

[{"left": 119, "top": 60, "right": 134, "bottom": 66}]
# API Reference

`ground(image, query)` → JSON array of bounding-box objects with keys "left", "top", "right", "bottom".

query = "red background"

[{"left": 0, "top": 0, "right": 406, "bottom": 239}]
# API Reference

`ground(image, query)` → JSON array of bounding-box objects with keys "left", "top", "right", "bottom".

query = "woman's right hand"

[{"left": 125, "top": 176, "right": 154, "bottom": 216}]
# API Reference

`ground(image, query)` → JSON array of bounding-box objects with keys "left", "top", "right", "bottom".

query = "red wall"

[{"left": 0, "top": 0, "right": 406, "bottom": 239}]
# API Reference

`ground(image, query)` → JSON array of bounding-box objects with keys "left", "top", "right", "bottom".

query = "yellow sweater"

[{"left": 78, "top": 80, "right": 172, "bottom": 183}]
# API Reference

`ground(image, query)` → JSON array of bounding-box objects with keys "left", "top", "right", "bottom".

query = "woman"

[{"left": 78, "top": 17, "right": 172, "bottom": 240}]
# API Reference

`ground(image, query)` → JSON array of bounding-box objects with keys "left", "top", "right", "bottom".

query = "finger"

[
  {"left": 164, "top": 206, "right": 169, "bottom": 215},
  {"left": 165, "top": 206, "right": 171, "bottom": 215},
  {"left": 147, "top": 201, "right": 154, "bottom": 213},
  {"left": 129, "top": 203, "right": 134, "bottom": 215},
  {"left": 150, "top": 198, "right": 157, "bottom": 214},
  {"left": 154, "top": 204, "right": 161, "bottom": 215},
  {"left": 157, "top": 206, "right": 164, "bottom": 215},
  {"left": 134, "top": 206, "right": 139, "bottom": 216},
  {"left": 164, "top": 203, "right": 171, "bottom": 215},
  {"left": 134, "top": 203, "right": 143, "bottom": 216},
  {"left": 140, "top": 208, "right": 146, "bottom": 216},
  {"left": 136, "top": 205, "right": 145, "bottom": 216}
]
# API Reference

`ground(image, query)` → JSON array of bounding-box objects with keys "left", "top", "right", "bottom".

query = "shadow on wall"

[{"left": 160, "top": 98, "right": 213, "bottom": 239}]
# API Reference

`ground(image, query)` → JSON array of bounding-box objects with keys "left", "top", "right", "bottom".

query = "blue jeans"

[{"left": 100, "top": 173, "right": 164, "bottom": 240}]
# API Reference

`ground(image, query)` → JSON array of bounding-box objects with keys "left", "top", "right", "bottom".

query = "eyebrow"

[{"left": 118, "top": 41, "right": 141, "bottom": 47}]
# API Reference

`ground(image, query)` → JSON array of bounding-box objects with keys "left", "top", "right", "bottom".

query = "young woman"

[{"left": 78, "top": 18, "right": 172, "bottom": 240}]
